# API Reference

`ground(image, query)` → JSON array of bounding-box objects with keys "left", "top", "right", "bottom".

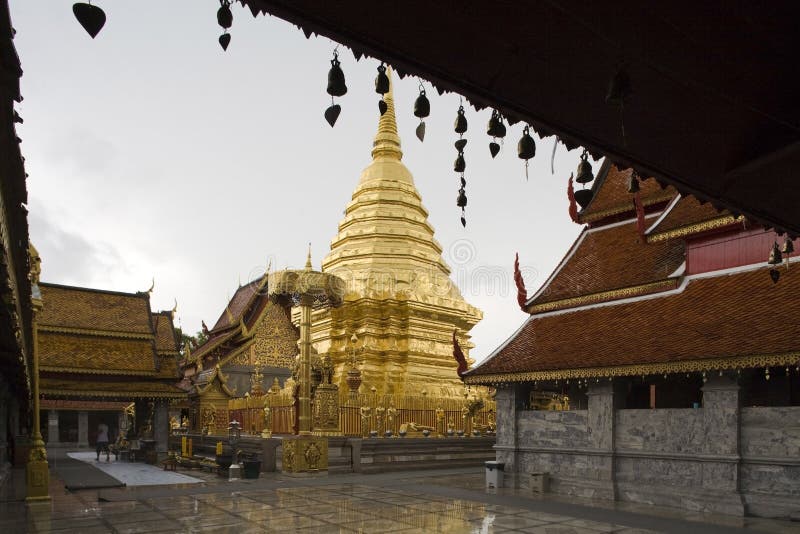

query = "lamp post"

[{"left": 227, "top": 419, "right": 242, "bottom": 481}]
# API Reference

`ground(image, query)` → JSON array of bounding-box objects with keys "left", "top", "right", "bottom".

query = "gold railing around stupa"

[{"left": 228, "top": 391, "right": 496, "bottom": 437}]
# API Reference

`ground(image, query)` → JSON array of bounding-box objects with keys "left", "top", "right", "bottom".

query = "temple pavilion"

[
  {"left": 464, "top": 163, "right": 800, "bottom": 518},
  {"left": 178, "top": 274, "right": 298, "bottom": 433},
  {"left": 35, "top": 254, "right": 184, "bottom": 455},
  {"left": 312, "top": 74, "right": 482, "bottom": 397}
]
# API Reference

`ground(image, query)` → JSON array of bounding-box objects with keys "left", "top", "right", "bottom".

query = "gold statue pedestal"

[{"left": 281, "top": 436, "right": 328, "bottom": 476}]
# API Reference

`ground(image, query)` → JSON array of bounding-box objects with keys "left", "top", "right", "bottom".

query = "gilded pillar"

[
  {"left": 298, "top": 294, "right": 313, "bottom": 435},
  {"left": 26, "top": 289, "right": 50, "bottom": 501}
]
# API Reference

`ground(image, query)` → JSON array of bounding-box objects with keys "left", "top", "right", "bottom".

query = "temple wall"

[{"left": 496, "top": 377, "right": 800, "bottom": 518}]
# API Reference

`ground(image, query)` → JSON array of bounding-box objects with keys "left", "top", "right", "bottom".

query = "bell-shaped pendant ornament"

[
  {"left": 217, "top": 1, "right": 233, "bottom": 29},
  {"left": 375, "top": 64, "right": 390, "bottom": 95},
  {"left": 414, "top": 89, "right": 430, "bottom": 119},
  {"left": 489, "top": 142, "right": 500, "bottom": 158},
  {"left": 770, "top": 268, "right": 780, "bottom": 284},
  {"left": 454, "top": 154, "right": 466, "bottom": 173},
  {"left": 575, "top": 150, "right": 594, "bottom": 184},
  {"left": 327, "top": 53, "right": 347, "bottom": 98},
  {"left": 454, "top": 105, "right": 468, "bottom": 134},
  {"left": 626, "top": 173, "right": 640, "bottom": 193},
  {"left": 782, "top": 237, "right": 794, "bottom": 256},
  {"left": 517, "top": 126, "right": 536, "bottom": 160},
  {"left": 768, "top": 241, "right": 782, "bottom": 265},
  {"left": 454, "top": 138, "right": 467, "bottom": 152},
  {"left": 606, "top": 66, "right": 632, "bottom": 106},
  {"left": 457, "top": 188, "right": 468, "bottom": 208},
  {"left": 415, "top": 122, "right": 426, "bottom": 142},
  {"left": 487, "top": 111, "right": 501, "bottom": 137},
  {"left": 73, "top": 2, "right": 106, "bottom": 39},
  {"left": 324, "top": 104, "right": 342, "bottom": 127},
  {"left": 378, "top": 99, "right": 388, "bottom": 116}
]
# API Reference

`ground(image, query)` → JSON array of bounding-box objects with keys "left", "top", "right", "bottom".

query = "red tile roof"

[
  {"left": 528, "top": 219, "right": 685, "bottom": 311},
  {"left": 579, "top": 163, "right": 676, "bottom": 224},
  {"left": 39, "top": 284, "right": 153, "bottom": 334},
  {"left": 211, "top": 278, "right": 263, "bottom": 331},
  {"left": 468, "top": 267, "right": 800, "bottom": 381}
]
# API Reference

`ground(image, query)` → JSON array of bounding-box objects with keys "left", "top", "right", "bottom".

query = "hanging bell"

[
  {"left": 375, "top": 64, "right": 390, "bottom": 95},
  {"left": 454, "top": 154, "right": 466, "bottom": 173},
  {"left": 454, "top": 106, "right": 468, "bottom": 134},
  {"left": 782, "top": 237, "right": 795, "bottom": 255},
  {"left": 487, "top": 110, "right": 505, "bottom": 138},
  {"left": 327, "top": 53, "right": 347, "bottom": 98},
  {"left": 606, "top": 66, "right": 632, "bottom": 106},
  {"left": 72, "top": 2, "right": 106, "bottom": 39},
  {"left": 517, "top": 126, "right": 536, "bottom": 160},
  {"left": 626, "top": 172, "right": 640, "bottom": 193},
  {"left": 768, "top": 241, "right": 782, "bottom": 265},
  {"left": 217, "top": 1, "right": 233, "bottom": 29},
  {"left": 575, "top": 150, "right": 594, "bottom": 184},
  {"left": 457, "top": 188, "right": 467, "bottom": 208},
  {"left": 414, "top": 89, "right": 430, "bottom": 119}
]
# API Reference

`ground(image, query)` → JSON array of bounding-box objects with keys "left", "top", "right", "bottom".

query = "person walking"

[{"left": 96, "top": 422, "right": 110, "bottom": 462}]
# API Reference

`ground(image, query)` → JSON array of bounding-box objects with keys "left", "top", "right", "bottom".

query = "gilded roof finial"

[
  {"left": 145, "top": 277, "right": 155, "bottom": 294},
  {"left": 305, "top": 243, "right": 313, "bottom": 271},
  {"left": 170, "top": 298, "right": 178, "bottom": 318},
  {"left": 372, "top": 66, "right": 403, "bottom": 161}
]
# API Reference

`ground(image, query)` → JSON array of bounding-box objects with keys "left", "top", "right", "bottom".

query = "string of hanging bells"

[
  {"left": 767, "top": 237, "right": 795, "bottom": 283},
  {"left": 413, "top": 82, "right": 430, "bottom": 141},
  {"left": 325, "top": 49, "right": 347, "bottom": 127},
  {"left": 454, "top": 102, "right": 468, "bottom": 227},
  {"left": 375, "top": 63, "right": 390, "bottom": 114},
  {"left": 217, "top": 0, "right": 233, "bottom": 51}
]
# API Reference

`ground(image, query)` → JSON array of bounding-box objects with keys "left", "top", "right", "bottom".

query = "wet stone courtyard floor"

[{"left": 1, "top": 463, "right": 799, "bottom": 533}]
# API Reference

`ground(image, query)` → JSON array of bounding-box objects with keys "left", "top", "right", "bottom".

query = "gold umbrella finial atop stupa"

[
  {"left": 371, "top": 67, "right": 402, "bottom": 161},
  {"left": 305, "top": 243, "right": 313, "bottom": 271}
]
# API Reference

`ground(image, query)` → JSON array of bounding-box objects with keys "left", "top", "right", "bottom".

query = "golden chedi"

[{"left": 311, "top": 72, "right": 482, "bottom": 397}]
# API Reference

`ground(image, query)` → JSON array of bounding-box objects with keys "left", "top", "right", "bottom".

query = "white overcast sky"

[{"left": 11, "top": 1, "right": 592, "bottom": 363}]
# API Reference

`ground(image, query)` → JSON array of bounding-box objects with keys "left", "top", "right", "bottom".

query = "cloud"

[{"left": 28, "top": 207, "right": 130, "bottom": 287}]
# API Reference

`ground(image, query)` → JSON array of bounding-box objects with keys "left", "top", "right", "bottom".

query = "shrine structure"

[
  {"left": 35, "top": 247, "right": 184, "bottom": 455},
  {"left": 465, "top": 163, "right": 800, "bottom": 518},
  {"left": 312, "top": 72, "right": 482, "bottom": 398}
]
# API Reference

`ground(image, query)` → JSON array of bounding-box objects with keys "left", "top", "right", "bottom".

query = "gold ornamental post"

[
  {"left": 267, "top": 248, "right": 343, "bottom": 473},
  {"left": 26, "top": 246, "right": 49, "bottom": 501}
]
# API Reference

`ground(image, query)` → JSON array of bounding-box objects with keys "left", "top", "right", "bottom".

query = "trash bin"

[
  {"left": 242, "top": 459, "right": 261, "bottom": 479},
  {"left": 485, "top": 461, "right": 504, "bottom": 489}
]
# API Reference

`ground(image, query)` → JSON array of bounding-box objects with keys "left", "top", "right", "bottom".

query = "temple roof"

[
  {"left": 466, "top": 266, "right": 800, "bottom": 383},
  {"left": 39, "top": 283, "right": 153, "bottom": 335},
  {"left": 40, "top": 377, "right": 186, "bottom": 399},
  {"left": 647, "top": 194, "right": 739, "bottom": 243},
  {"left": 211, "top": 277, "right": 264, "bottom": 331},
  {"left": 578, "top": 163, "right": 677, "bottom": 225},
  {"left": 151, "top": 312, "right": 180, "bottom": 354},
  {"left": 39, "top": 333, "right": 156, "bottom": 375},
  {"left": 526, "top": 218, "right": 685, "bottom": 313}
]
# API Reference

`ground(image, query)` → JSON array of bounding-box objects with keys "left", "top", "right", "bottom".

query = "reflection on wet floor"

[{"left": 1, "top": 468, "right": 799, "bottom": 533}]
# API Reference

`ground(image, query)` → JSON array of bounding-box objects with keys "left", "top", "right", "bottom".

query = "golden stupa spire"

[
  {"left": 372, "top": 67, "right": 403, "bottom": 161},
  {"left": 305, "top": 243, "right": 313, "bottom": 271}
]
